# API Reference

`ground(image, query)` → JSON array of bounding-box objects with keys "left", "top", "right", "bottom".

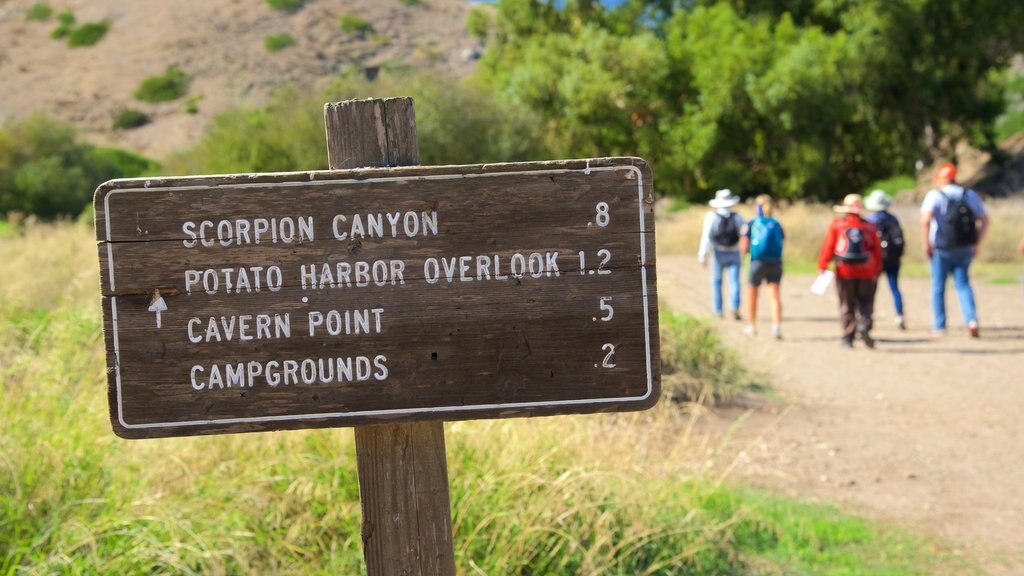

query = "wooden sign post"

[{"left": 94, "top": 97, "right": 660, "bottom": 574}]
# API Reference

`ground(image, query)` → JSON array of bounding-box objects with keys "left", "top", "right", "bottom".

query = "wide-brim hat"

[
  {"left": 864, "top": 189, "right": 892, "bottom": 211},
  {"left": 709, "top": 188, "right": 740, "bottom": 209},
  {"left": 833, "top": 193, "right": 864, "bottom": 214}
]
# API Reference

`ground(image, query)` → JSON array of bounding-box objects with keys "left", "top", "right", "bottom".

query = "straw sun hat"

[{"left": 832, "top": 193, "right": 864, "bottom": 214}]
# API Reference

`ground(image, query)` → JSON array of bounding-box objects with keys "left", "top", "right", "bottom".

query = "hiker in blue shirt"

[
  {"left": 697, "top": 189, "right": 745, "bottom": 320},
  {"left": 865, "top": 190, "right": 907, "bottom": 330},
  {"left": 920, "top": 163, "right": 989, "bottom": 338},
  {"left": 740, "top": 194, "right": 784, "bottom": 339}
]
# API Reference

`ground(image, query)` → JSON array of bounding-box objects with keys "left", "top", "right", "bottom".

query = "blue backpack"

[{"left": 749, "top": 216, "right": 783, "bottom": 262}]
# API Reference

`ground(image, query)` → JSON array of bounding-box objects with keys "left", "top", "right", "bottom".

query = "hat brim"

[
  {"left": 709, "top": 197, "right": 740, "bottom": 208},
  {"left": 864, "top": 200, "right": 890, "bottom": 211},
  {"left": 833, "top": 205, "right": 863, "bottom": 214}
]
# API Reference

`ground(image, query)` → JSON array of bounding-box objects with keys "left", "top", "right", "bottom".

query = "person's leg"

[
  {"left": 886, "top": 261, "right": 904, "bottom": 318},
  {"left": 745, "top": 285, "right": 759, "bottom": 335},
  {"left": 930, "top": 250, "right": 949, "bottom": 332},
  {"left": 726, "top": 255, "right": 741, "bottom": 318},
  {"left": 857, "top": 278, "right": 878, "bottom": 348},
  {"left": 836, "top": 278, "right": 856, "bottom": 345},
  {"left": 950, "top": 248, "right": 978, "bottom": 334},
  {"left": 711, "top": 252, "right": 724, "bottom": 317},
  {"left": 768, "top": 282, "right": 782, "bottom": 339}
]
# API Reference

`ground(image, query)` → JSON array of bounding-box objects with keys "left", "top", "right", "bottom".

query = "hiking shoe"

[
  {"left": 743, "top": 324, "right": 756, "bottom": 337},
  {"left": 861, "top": 331, "right": 875, "bottom": 349},
  {"left": 895, "top": 315, "right": 906, "bottom": 330},
  {"left": 840, "top": 339, "right": 854, "bottom": 349},
  {"left": 930, "top": 329, "right": 947, "bottom": 339},
  {"left": 771, "top": 325, "right": 782, "bottom": 340},
  {"left": 733, "top": 310, "right": 742, "bottom": 321},
  {"left": 968, "top": 321, "right": 980, "bottom": 338}
]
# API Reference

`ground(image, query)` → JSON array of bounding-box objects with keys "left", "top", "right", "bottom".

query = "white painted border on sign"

[{"left": 105, "top": 165, "right": 653, "bottom": 430}]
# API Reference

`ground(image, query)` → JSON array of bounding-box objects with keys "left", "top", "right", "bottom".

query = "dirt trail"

[{"left": 658, "top": 255, "right": 1024, "bottom": 575}]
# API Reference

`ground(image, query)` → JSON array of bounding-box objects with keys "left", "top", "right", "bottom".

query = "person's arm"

[
  {"left": 920, "top": 192, "right": 935, "bottom": 259},
  {"left": 870, "top": 222, "right": 883, "bottom": 277},
  {"left": 970, "top": 191, "right": 989, "bottom": 257},
  {"left": 739, "top": 222, "right": 750, "bottom": 255},
  {"left": 817, "top": 222, "right": 836, "bottom": 273},
  {"left": 1018, "top": 232, "right": 1024, "bottom": 256},
  {"left": 697, "top": 212, "right": 713, "bottom": 267}
]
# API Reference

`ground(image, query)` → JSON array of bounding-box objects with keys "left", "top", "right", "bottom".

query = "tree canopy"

[{"left": 475, "top": 0, "right": 1024, "bottom": 201}]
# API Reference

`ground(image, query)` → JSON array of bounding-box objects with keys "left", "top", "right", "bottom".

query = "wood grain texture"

[{"left": 326, "top": 98, "right": 454, "bottom": 576}]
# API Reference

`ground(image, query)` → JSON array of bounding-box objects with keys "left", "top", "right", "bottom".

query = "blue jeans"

[
  {"left": 712, "top": 249, "right": 741, "bottom": 315},
  {"left": 930, "top": 247, "right": 977, "bottom": 330},
  {"left": 882, "top": 260, "right": 903, "bottom": 316}
]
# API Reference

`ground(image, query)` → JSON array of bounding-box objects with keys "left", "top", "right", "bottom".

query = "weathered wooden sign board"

[{"left": 95, "top": 157, "right": 660, "bottom": 439}]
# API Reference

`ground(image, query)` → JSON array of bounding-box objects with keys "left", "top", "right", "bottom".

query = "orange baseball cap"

[{"left": 934, "top": 163, "right": 957, "bottom": 182}]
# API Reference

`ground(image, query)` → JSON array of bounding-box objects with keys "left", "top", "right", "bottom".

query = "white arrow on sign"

[{"left": 147, "top": 291, "right": 168, "bottom": 329}]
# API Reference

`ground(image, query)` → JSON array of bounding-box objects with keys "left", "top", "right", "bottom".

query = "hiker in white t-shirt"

[{"left": 697, "top": 189, "right": 745, "bottom": 320}]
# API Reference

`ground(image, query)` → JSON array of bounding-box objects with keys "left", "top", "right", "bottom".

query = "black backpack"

[
  {"left": 878, "top": 214, "right": 905, "bottom": 261},
  {"left": 940, "top": 189, "right": 978, "bottom": 247},
  {"left": 711, "top": 213, "right": 740, "bottom": 246},
  {"left": 834, "top": 221, "right": 870, "bottom": 264}
]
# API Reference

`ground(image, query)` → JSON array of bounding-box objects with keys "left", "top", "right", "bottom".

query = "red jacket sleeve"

[
  {"left": 818, "top": 220, "right": 837, "bottom": 272},
  {"left": 867, "top": 221, "right": 883, "bottom": 277}
]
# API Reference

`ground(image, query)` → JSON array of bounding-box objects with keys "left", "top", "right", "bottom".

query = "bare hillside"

[{"left": 0, "top": 0, "right": 480, "bottom": 159}]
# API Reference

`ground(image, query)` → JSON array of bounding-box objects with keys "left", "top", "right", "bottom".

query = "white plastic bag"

[{"left": 810, "top": 270, "right": 834, "bottom": 295}]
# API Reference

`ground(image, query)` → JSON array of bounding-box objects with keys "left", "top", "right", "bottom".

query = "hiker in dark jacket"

[
  {"left": 865, "top": 190, "right": 906, "bottom": 330},
  {"left": 818, "top": 194, "right": 883, "bottom": 349}
]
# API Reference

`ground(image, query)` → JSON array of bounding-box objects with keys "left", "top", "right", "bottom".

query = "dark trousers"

[{"left": 836, "top": 277, "right": 877, "bottom": 342}]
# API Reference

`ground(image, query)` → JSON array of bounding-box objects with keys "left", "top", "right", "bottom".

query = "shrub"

[
  {"left": 265, "top": 0, "right": 304, "bottom": 12},
  {"left": 25, "top": 3, "right": 52, "bottom": 21},
  {"left": 264, "top": 33, "right": 295, "bottom": 53},
  {"left": 185, "top": 96, "right": 202, "bottom": 115},
  {"left": 0, "top": 115, "right": 158, "bottom": 218},
  {"left": 50, "top": 10, "right": 74, "bottom": 39},
  {"left": 659, "top": 309, "right": 759, "bottom": 403},
  {"left": 466, "top": 7, "right": 490, "bottom": 41},
  {"left": 134, "top": 67, "right": 190, "bottom": 103},
  {"left": 339, "top": 14, "right": 373, "bottom": 36},
  {"left": 399, "top": 0, "right": 425, "bottom": 6},
  {"left": 112, "top": 108, "right": 149, "bottom": 130},
  {"left": 67, "top": 20, "right": 110, "bottom": 47}
]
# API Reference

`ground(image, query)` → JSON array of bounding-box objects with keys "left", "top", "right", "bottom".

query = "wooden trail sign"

[
  {"left": 95, "top": 157, "right": 660, "bottom": 439},
  {"left": 95, "top": 158, "right": 660, "bottom": 439}
]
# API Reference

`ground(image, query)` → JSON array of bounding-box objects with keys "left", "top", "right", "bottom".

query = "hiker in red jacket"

[{"left": 817, "top": 194, "right": 883, "bottom": 348}]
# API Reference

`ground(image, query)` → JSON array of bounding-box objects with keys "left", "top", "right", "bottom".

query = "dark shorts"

[{"left": 749, "top": 260, "right": 783, "bottom": 286}]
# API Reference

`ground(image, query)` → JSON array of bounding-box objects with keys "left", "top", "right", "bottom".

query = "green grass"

[
  {"left": 184, "top": 95, "right": 202, "bottom": 115},
  {"left": 0, "top": 220, "right": 14, "bottom": 238},
  {"left": 399, "top": 0, "right": 425, "bottom": 6},
  {"left": 25, "top": 2, "right": 52, "bottom": 21},
  {"left": 265, "top": 0, "right": 305, "bottom": 12},
  {"left": 0, "top": 221, "right": 975, "bottom": 574},
  {"left": 264, "top": 33, "right": 296, "bottom": 52},
  {"left": 339, "top": 14, "right": 373, "bottom": 35},
  {"left": 863, "top": 174, "right": 917, "bottom": 195},
  {"left": 133, "top": 67, "right": 190, "bottom": 103}
]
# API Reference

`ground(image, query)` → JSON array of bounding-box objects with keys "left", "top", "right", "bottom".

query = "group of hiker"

[{"left": 697, "top": 163, "right": 992, "bottom": 347}]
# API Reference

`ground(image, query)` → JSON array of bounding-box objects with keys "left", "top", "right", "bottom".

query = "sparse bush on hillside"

[
  {"left": 265, "top": 0, "right": 305, "bottom": 12},
  {"left": 112, "top": 108, "right": 150, "bottom": 130},
  {"left": 0, "top": 115, "right": 157, "bottom": 218},
  {"left": 67, "top": 19, "right": 110, "bottom": 47},
  {"left": 134, "top": 67, "right": 191, "bottom": 103},
  {"left": 264, "top": 33, "right": 296, "bottom": 53},
  {"left": 185, "top": 95, "right": 202, "bottom": 115},
  {"left": 339, "top": 14, "right": 373, "bottom": 36},
  {"left": 49, "top": 10, "right": 74, "bottom": 39},
  {"left": 25, "top": 3, "right": 53, "bottom": 21},
  {"left": 399, "top": 0, "right": 425, "bottom": 6}
]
